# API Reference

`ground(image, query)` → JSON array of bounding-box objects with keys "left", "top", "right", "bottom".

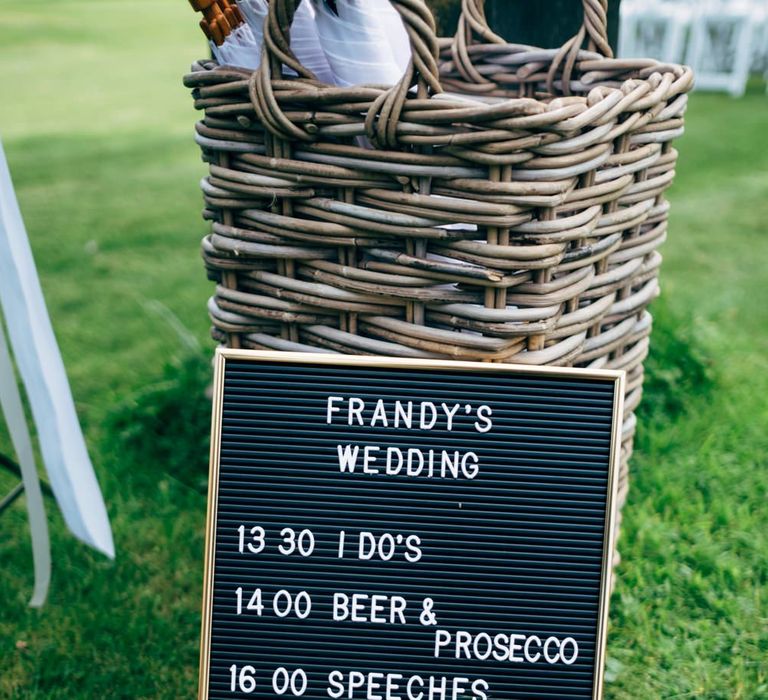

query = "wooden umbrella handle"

[{"left": 189, "top": 0, "right": 244, "bottom": 46}]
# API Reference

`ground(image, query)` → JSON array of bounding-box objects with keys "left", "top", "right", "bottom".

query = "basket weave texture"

[{"left": 184, "top": 0, "right": 694, "bottom": 529}]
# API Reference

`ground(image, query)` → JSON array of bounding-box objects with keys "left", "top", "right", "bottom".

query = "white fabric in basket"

[
  {"left": 238, "top": 0, "right": 335, "bottom": 82},
  {"left": 312, "top": 0, "right": 410, "bottom": 86}
]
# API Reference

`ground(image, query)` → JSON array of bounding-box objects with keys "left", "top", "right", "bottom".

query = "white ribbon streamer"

[
  {"left": 0, "top": 318, "right": 51, "bottom": 607},
  {"left": 0, "top": 139, "right": 114, "bottom": 560}
]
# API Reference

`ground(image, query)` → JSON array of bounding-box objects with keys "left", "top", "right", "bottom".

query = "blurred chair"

[
  {"left": 621, "top": 0, "right": 766, "bottom": 96},
  {"left": 619, "top": 0, "right": 692, "bottom": 64},
  {"left": 748, "top": 3, "right": 768, "bottom": 91},
  {"left": 686, "top": 1, "right": 756, "bottom": 97}
]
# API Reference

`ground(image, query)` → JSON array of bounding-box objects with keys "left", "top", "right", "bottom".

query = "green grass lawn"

[{"left": 1, "top": 2, "right": 767, "bottom": 698}]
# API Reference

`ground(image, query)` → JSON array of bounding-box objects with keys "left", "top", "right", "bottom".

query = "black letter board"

[{"left": 200, "top": 350, "right": 624, "bottom": 700}]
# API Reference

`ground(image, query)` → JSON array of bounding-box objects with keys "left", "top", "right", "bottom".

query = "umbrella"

[
  {"left": 238, "top": 0, "right": 335, "bottom": 82},
  {"left": 311, "top": 0, "right": 410, "bottom": 87}
]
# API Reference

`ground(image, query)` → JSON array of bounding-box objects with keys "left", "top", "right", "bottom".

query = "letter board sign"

[{"left": 200, "top": 350, "right": 624, "bottom": 700}]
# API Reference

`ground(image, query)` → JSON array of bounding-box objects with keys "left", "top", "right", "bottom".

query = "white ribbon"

[
  {"left": 0, "top": 138, "right": 114, "bottom": 561},
  {"left": 0, "top": 318, "right": 51, "bottom": 607}
]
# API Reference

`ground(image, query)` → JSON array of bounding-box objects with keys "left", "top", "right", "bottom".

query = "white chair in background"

[
  {"left": 621, "top": 0, "right": 768, "bottom": 96},
  {"left": 686, "top": 1, "right": 756, "bottom": 97},
  {"left": 752, "top": 6, "right": 768, "bottom": 69},
  {"left": 619, "top": 0, "right": 692, "bottom": 65}
]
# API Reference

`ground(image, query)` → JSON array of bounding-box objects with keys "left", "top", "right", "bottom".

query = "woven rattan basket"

[{"left": 184, "top": 0, "right": 693, "bottom": 555}]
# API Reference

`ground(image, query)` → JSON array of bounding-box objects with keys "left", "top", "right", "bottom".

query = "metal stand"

[
  {"left": 0, "top": 453, "right": 26, "bottom": 515},
  {"left": 0, "top": 453, "right": 53, "bottom": 514},
  {"left": 0, "top": 480, "right": 24, "bottom": 513}
]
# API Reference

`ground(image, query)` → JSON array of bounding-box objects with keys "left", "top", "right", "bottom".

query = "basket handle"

[
  {"left": 250, "top": 0, "right": 443, "bottom": 147},
  {"left": 452, "top": 0, "right": 614, "bottom": 94}
]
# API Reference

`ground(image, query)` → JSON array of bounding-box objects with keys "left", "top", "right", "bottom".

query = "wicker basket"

[{"left": 184, "top": 0, "right": 693, "bottom": 552}]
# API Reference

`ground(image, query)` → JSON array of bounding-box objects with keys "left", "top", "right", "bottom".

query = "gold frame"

[{"left": 199, "top": 348, "right": 625, "bottom": 700}]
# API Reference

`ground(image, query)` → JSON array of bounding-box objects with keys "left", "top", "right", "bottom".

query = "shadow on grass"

[
  {"left": 638, "top": 298, "right": 717, "bottom": 425},
  {"left": 104, "top": 348, "right": 212, "bottom": 492},
  {"left": 103, "top": 300, "right": 213, "bottom": 493}
]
